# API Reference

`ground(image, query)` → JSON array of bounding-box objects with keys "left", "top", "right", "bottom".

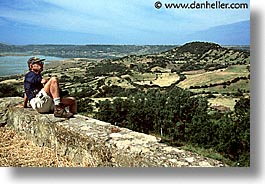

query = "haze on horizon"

[{"left": 0, "top": 0, "right": 250, "bottom": 45}]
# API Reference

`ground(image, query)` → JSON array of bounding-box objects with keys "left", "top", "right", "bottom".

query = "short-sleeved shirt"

[{"left": 24, "top": 71, "right": 43, "bottom": 101}]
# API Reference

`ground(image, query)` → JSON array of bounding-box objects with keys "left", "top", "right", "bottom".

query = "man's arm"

[
  {"left": 17, "top": 93, "right": 29, "bottom": 108},
  {"left": 23, "top": 93, "right": 28, "bottom": 108}
]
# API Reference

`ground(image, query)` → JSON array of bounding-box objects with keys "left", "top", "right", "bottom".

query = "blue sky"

[{"left": 0, "top": 0, "right": 250, "bottom": 45}]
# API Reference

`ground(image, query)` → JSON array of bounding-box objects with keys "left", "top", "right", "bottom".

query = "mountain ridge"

[{"left": 186, "top": 20, "right": 250, "bottom": 45}]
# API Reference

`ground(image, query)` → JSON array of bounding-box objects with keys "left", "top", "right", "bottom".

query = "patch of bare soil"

[{"left": 0, "top": 127, "right": 86, "bottom": 167}]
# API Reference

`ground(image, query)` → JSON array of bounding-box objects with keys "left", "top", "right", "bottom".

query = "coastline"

[
  {"left": 0, "top": 53, "right": 31, "bottom": 57},
  {"left": 0, "top": 54, "right": 67, "bottom": 77}
]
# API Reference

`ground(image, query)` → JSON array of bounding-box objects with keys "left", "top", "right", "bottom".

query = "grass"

[
  {"left": 177, "top": 65, "right": 249, "bottom": 89},
  {"left": 224, "top": 65, "right": 249, "bottom": 73},
  {"left": 105, "top": 76, "right": 135, "bottom": 89},
  {"left": 153, "top": 73, "right": 180, "bottom": 87},
  {"left": 180, "top": 144, "right": 233, "bottom": 166},
  {"left": 208, "top": 97, "right": 240, "bottom": 110},
  {"left": 154, "top": 134, "right": 232, "bottom": 166},
  {"left": 131, "top": 72, "right": 180, "bottom": 87},
  {"left": 131, "top": 72, "right": 156, "bottom": 81},
  {"left": 178, "top": 72, "right": 239, "bottom": 89},
  {"left": 0, "top": 127, "right": 88, "bottom": 167}
]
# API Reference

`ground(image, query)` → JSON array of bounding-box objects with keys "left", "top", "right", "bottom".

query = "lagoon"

[{"left": 0, "top": 55, "right": 65, "bottom": 76}]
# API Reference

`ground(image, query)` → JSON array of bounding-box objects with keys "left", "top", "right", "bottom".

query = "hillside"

[
  {"left": 0, "top": 41, "right": 250, "bottom": 109},
  {"left": 0, "top": 41, "right": 250, "bottom": 166}
]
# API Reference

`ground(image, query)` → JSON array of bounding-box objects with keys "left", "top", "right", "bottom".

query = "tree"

[{"left": 94, "top": 88, "right": 250, "bottom": 166}]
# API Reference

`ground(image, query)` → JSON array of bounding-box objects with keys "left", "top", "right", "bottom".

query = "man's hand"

[
  {"left": 41, "top": 78, "right": 48, "bottom": 84},
  {"left": 16, "top": 103, "right": 26, "bottom": 108}
]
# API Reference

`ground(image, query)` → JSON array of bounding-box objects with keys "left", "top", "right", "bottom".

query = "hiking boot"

[{"left": 54, "top": 103, "right": 73, "bottom": 118}]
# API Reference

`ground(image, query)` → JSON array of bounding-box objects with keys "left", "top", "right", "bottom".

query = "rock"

[
  {"left": 0, "top": 97, "right": 227, "bottom": 167},
  {"left": 185, "top": 157, "right": 194, "bottom": 163}
]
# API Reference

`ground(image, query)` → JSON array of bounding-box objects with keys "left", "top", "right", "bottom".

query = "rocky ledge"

[{"left": 0, "top": 97, "right": 227, "bottom": 167}]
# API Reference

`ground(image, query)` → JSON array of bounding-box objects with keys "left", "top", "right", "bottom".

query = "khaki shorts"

[{"left": 30, "top": 89, "right": 54, "bottom": 113}]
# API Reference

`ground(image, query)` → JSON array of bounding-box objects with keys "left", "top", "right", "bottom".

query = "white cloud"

[{"left": 0, "top": 0, "right": 250, "bottom": 44}]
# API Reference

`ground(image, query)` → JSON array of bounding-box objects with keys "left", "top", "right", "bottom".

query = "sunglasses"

[{"left": 32, "top": 61, "right": 44, "bottom": 65}]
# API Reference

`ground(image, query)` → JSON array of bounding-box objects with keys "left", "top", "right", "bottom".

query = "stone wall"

[{"left": 0, "top": 97, "right": 227, "bottom": 167}]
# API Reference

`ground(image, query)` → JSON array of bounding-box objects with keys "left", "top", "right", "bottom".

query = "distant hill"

[
  {"left": 186, "top": 20, "right": 250, "bottom": 45},
  {"left": 167, "top": 42, "right": 222, "bottom": 55},
  {"left": 0, "top": 43, "right": 22, "bottom": 52},
  {"left": 0, "top": 44, "right": 177, "bottom": 59},
  {"left": 160, "top": 41, "right": 249, "bottom": 65}
]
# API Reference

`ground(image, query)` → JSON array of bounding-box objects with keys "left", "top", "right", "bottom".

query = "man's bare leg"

[
  {"left": 61, "top": 97, "right": 77, "bottom": 114},
  {"left": 43, "top": 77, "right": 73, "bottom": 118},
  {"left": 43, "top": 77, "right": 60, "bottom": 98}
]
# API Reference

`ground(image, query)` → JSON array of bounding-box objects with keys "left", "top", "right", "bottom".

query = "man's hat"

[
  {"left": 28, "top": 57, "right": 45, "bottom": 69},
  {"left": 27, "top": 57, "right": 45, "bottom": 65},
  {"left": 27, "top": 57, "right": 45, "bottom": 70}
]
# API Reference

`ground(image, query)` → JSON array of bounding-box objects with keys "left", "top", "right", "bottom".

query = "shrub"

[{"left": 0, "top": 83, "right": 21, "bottom": 97}]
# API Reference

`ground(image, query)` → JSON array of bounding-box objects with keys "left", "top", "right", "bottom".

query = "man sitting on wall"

[{"left": 22, "top": 57, "right": 77, "bottom": 118}]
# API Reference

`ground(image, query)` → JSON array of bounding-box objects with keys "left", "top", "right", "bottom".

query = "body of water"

[{"left": 0, "top": 55, "right": 65, "bottom": 76}]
